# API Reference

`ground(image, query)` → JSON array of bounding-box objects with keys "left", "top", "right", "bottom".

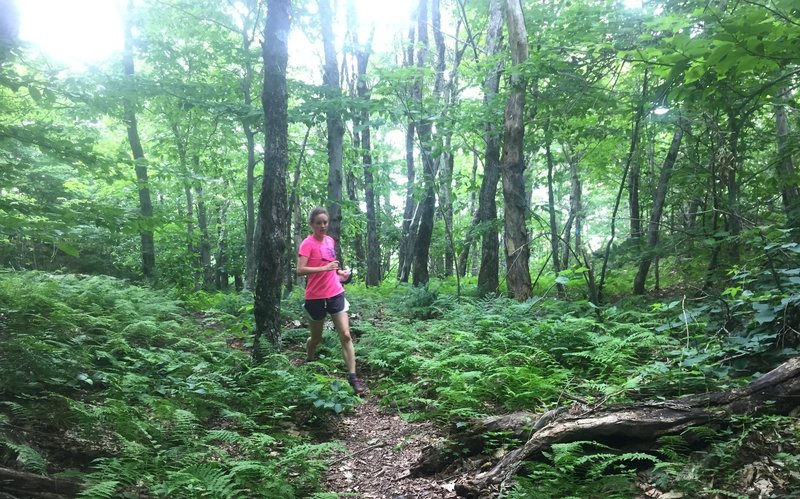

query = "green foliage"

[
  {"left": 302, "top": 376, "right": 360, "bottom": 415},
  {"left": 0, "top": 271, "right": 342, "bottom": 496},
  {"left": 508, "top": 441, "right": 653, "bottom": 499}
]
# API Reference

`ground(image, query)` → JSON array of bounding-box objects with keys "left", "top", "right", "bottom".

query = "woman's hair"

[{"left": 308, "top": 206, "right": 328, "bottom": 224}]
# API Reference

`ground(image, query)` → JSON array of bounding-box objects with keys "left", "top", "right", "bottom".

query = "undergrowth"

[
  {"left": 0, "top": 271, "right": 353, "bottom": 498},
  {"left": 2, "top": 248, "right": 798, "bottom": 497},
  {"left": 347, "top": 245, "right": 800, "bottom": 497}
]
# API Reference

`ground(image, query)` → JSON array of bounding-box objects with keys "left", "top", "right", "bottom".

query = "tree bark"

[
  {"left": 457, "top": 153, "right": 480, "bottom": 277},
  {"left": 457, "top": 355, "right": 800, "bottom": 498},
  {"left": 628, "top": 72, "right": 647, "bottom": 240},
  {"left": 435, "top": 0, "right": 456, "bottom": 278},
  {"left": 629, "top": 156, "right": 642, "bottom": 239},
  {"left": 545, "top": 138, "right": 565, "bottom": 298},
  {"left": 633, "top": 118, "right": 686, "bottom": 295},
  {"left": 123, "top": 2, "right": 156, "bottom": 280},
  {"left": 253, "top": 0, "right": 291, "bottom": 361},
  {"left": 411, "top": 0, "right": 436, "bottom": 286},
  {"left": 476, "top": 0, "right": 504, "bottom": 297},
  {"left": 320, "top": 0, "right": 345, "bottom": 262},
  {"left": 0, "top": 466, "right": 82, "bottom": 498},
  {"left": 196, "top": 178, "right": 213, "bottom": 291},
  {"left": 725, "top": 108, "right": 742, "bottom": 263},
  {"left": 215, "top": 199, "right": 230, "bottom": 291},
  {"left": 500, "top": 0, "right": 531, "bottom": 300},
  {"left": 184, "top": 184, "right": 194, "bottom": 254},
  {"left": 354, "top": 37, "right": 382, "bottom": 286},
  {"left": 560, "top": 145, "right": 582, "bottom": 270},
  {"left": 398, "top": 18, "right": 417, "bottom": 283}
]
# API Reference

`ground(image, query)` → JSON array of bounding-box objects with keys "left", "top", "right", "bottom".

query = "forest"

[{"left": 1, "top": 0, "right": 799, "bottom": 497}]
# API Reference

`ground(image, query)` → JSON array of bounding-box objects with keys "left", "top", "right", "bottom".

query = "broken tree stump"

[{"left": 456, "top": 356, "right": 800, "bottom": 498}]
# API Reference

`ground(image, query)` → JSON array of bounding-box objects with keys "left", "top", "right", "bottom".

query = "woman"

[{"left": 296, "top": 206, "right": 367, "bottom": 395}]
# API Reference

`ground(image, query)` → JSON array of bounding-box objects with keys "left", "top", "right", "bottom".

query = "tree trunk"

[
  {"left": 476, "top": 0, "right": 504, "bottom": 297},
  {"left": 196, "top": 180, "right": 214, "bottom": 291},
  {"left": 629, "top": 157, "right": 642, "bottom": 239},
  {"left": 320, "top": 0, "right": 345, "bottom": 263},
  {"left": 215, "top": 199, "right": 230, "bottom": 291},
  {"left": 411, "top": 0, "right": 436, "bottom": 287},
  {"left": 561, "top": 145, "right": 582, "bottom": 270},
  {"left": 725, "top": 109, "right": 742, "bottom": 263},
  {"left": 345, "top": 167, "right": 366, "bottom": 269},
  {"left": 184, "top": 184, "right": 194, "bottom": 255},
  {"left": 628, "top": 73, "right": 647, "bottom": 240},
  {"left": 500, "top": 0, "right": 531, "bottom": 301},
  {"left": 123, "top": 3, "right": 155, "bottom": 280},
  {"left": 436, "top": 0, "right": 456, "bottom": 278},
  {"left": 382, "top": 191, "right": 393, "bottom": 278},
  {"left": 241, "top": 23, "right": 258, "bottom": 292},
  {"left": 286, "top": 125, "right": 311, "bottom": 293},
  {"left": 441, "top": 142, "right": 455, "bottom": 278},
  {"left": 704, "top": 128, "right": 725, "bottom": 290},
  {"left": 545, "top": 139, "right": 565, "bottom": 298},
  {"left": 633, "top": 118, "right": 686, "bottom": 295},
  {"left": 456, "top": 355, "right": 800, "bottom": 498},
  {"left": 398, "top": 17, "right": 417, "bottom": 283},
  {"left": 354, "top": 39, "right": 382, "bottom": 286},
  {"left": 598, "top": 73, "right": 648, "bottom": 302},
  {"left": 775, "top": 85, "right": 800, "bottom": 240},
  {"left": 253, "top": 0, "right": 291, "bottom": 361},
  {"left": 457, "top": 153, "right": 480, "bottom": 277},
  {"left": 170, "top": 124, "right": 194, "bottom": 260}
]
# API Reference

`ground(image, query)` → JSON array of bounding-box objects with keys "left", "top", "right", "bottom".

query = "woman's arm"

[{"left": 296, "top": 255, "right": 339, "bottom": 276}]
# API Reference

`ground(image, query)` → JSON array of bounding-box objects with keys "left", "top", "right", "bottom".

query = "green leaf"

[
  {"left": 57, "top": 242, "right": 80, "bottom": 257},
  {"left": 752, "top": 303, "right": 776, "bottom": 324},
  {"left": 28, "top": 86, "right": 42, "bottom": 103}
]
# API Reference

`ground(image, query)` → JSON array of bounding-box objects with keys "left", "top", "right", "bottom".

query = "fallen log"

[
  {"left": 0, "top": 466, "right": 83, "bottom": 498},
  {"left": 412, "top": 411, "right": 544, "bottom": 476},
  {"left": 456, "top": 356, "right": 800, "bottom": 498}
]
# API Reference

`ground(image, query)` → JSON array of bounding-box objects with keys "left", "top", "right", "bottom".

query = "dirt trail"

[{"left": 321, "top": 396, "right": 458, "bottom": 498}]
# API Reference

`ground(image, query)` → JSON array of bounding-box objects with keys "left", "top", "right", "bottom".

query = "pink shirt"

[{"left": 298, "top": 234, "right": 345, "bottom": 300}]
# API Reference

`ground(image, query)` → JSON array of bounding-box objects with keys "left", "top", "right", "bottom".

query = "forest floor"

[{"left": 320, "top": 395, "right": 459, "bottom": 498}]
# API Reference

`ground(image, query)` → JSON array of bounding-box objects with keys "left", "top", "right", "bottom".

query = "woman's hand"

[
  {"left": 337, "top": 268, "right": 352, "bottom": 283},
  {"left": 324, "top": 260, "right": 340, "bottom": 272}
]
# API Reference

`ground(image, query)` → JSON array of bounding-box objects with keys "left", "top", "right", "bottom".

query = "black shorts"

[{"left": 304, "top": 292, "right": 347, "bottom": 321}]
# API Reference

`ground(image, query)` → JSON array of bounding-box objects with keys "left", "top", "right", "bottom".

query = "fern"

[
  {"left": 78, "top": 480, "right": 121, "bottom": 499},
  {"left": 172, "top": 409, "right": 200, "bottom": 437},
  {"left": 2, "top": 441, "right": 47, "bottom": 473},
  {"left": 204, "top": 429, "right": 246, "bottom": 446}
]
